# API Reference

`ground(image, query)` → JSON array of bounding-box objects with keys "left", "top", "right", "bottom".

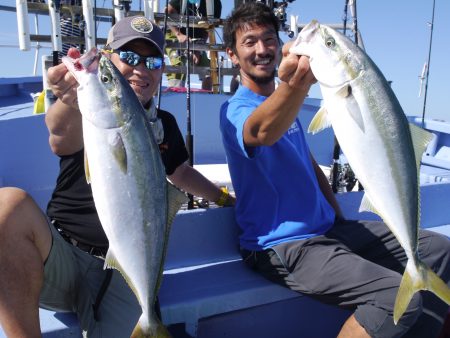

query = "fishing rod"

[
  {"left": 156, "top": 0, "right": 170, "bottom": 110},
  {"left": 185, "top": 0, "right": 194, "bottom": 209},
  {"left": 329, "top": 0, "right": 349, "bottom": 194},
  {"left": 421, "top": 0, "right": 436, "bottom": 126},
  {"left": 329, "top": 0, "right": 360, "bottom": 193}
]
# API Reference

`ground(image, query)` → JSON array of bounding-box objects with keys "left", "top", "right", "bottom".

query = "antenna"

[{"left": 421, "top": 0, "right": 436, "bottom": 126}]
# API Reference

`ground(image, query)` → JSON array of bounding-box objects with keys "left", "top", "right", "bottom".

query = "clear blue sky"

[{"left": 1, "top": 0, "right": 449, "bottom": 122}]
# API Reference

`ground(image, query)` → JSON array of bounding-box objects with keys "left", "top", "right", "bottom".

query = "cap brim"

[{"left": 108, "top": 37, "right": 164, "bottom": 56}]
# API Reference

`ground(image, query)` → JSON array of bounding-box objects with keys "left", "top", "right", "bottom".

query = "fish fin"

[
  {"left": 104, "top": 250, "right": 139, "bottom": 301},
  {"left": 409, "top": 123, "right": 434, "bottom": 171},
  {"left": 308, "top": 106, "right": 332, "bottom": 134},
  {"left": 154, "top": 182, "right": 188, "bottom": 295},
  {"left": 336, "top": 84, "right": 351, "bottom": 98},
  {"left": 84, "top": 151, "right": 91, "bottom": 184},
  {"left": 348, "top": 103, "right": 365, "bottom": 133},
  {"left": 110, "top": 132, "right": 127, "bottom": 174},
  {"left": 393, "top": 260, "right": 416, "bottom": 325},
  {"left": 167, "top": 182, "right": 188, "bottom": 227},
  {"left": 130, "top": 316, "right": 171, "bottom": 338},
  {"left": 358, "top": 193, "right": 381, "bottom": 216},
  {"left": 394, "top": 259, "right": 450, "bottom": 324},
  {"left": 342, "top": 85, "right": 365, "bottom": 133}
]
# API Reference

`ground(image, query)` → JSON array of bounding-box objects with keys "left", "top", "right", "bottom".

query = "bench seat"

[{"left": 1, "top": 187, "right": 450, "bottom": 337}]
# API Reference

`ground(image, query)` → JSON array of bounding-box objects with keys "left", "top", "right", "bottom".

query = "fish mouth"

[{"left": 72, "top": 47, "right": 101, "bottom": 74}]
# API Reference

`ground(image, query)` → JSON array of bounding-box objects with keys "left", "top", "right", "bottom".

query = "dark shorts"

[
  {"left": 241, "top": 219, "right": 450, "bottom": 338},
  {"left": 39, "top": 222, "right": 142, "bottom": 337}
]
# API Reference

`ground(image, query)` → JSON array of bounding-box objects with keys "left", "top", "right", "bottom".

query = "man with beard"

[{"left": 220, "top": 2, "right": 450, "bottom": 338}]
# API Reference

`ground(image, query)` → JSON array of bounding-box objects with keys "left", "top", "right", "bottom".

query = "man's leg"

[
  {"left": 337, "top": 314, "right": 370, "bottom": 338},
  {"left": 332, "top": 220, "right": 450, "bottom": 338},
  {"left": 0, "top": 187, "right": 52, "bottom": 337},
  {"left": 243, "top": 220, "right": 423, "bottom": 337}
]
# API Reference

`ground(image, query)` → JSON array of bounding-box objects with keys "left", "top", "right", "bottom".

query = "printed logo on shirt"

[
  {"left": 159, "top": 143, "right": 169, "bottom": 153},
  {"left": 287, "top": 121, "right": 300, "bottom": 135}
]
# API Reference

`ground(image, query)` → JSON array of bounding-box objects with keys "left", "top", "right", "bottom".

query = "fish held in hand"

[
  {"left": 290, "top": 20, "right": 450, "bottom": 324},
  {"left": 62, "top": 47, "right": 187, "bottom": 337}
]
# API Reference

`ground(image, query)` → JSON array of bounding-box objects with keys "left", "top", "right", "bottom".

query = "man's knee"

[
  {"left": 0, "top": 187, "right": 30, "bottom": 229},
  {"left": 0, "top": 187, "right": 51, "bottom": 257},
  {"left": 422, "top": 230, "right": 450, "bottom": 281},
  {"left": 355, "top": 287, "right": 423, "bottom": 337}
]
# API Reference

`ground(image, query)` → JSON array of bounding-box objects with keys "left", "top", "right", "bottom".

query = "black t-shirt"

[
  {"left": 46, "top": 109, "right": 189, "bottom": 249},
  {"left": 169, "top": 0, "right": 222, "bottom": 40}
]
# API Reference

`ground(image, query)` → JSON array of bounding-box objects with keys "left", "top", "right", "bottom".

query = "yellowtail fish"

[
  {"left": 63, "top": 48, "right": 187, "bottom": 337},
  {"left": 290, "top": 20, "right": 450, "bottom": 324}
]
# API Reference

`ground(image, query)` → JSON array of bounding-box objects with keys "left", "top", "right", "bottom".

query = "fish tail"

[
  {"left": 130, "top": 318, "right": 172, "bottom": 338},
  {"left": 394, "top": 259, "right": 450, "bottom": 325}
]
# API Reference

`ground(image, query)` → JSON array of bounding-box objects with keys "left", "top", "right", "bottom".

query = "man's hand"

[
  {"left": 46, "top": 48, "right": 81, "bottom": 108},
  {"left": 278, "top": 41, "right": 316, "bottom": 89},
  {"left": 176, "top": 32, "right": 188, "bottom": 44}
]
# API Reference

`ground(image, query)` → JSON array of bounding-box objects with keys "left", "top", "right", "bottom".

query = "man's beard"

[{"left": 248, "top": 69, "right": 276, "bottom": 85}]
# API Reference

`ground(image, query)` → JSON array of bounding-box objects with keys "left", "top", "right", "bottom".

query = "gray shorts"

[
  {"left": 39, "top": 222, "right": 141, "bottom": 337},
  {"left": 241, "top": 219, "right": 450, "bottom": 338}
]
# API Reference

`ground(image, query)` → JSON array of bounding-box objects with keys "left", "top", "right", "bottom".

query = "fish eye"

[
  {"left": 101, "top": 74, "right": 111, "bottom": 83},
  {"left": 325, "top": 37, "right": 335, "bottom": 48}
]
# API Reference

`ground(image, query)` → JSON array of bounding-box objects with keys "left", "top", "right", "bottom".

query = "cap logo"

[{"left": 130, "top": 17, "right": 153, "bottom": 34}]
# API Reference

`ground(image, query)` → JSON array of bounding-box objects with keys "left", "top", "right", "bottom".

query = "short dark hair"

[{"left": 223, "top": 2, "right": 280, "bottom": 54}]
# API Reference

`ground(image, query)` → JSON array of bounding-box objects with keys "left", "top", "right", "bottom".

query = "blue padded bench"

[{"left": 1, "top": 186, "right": 450, "bottom": 338}]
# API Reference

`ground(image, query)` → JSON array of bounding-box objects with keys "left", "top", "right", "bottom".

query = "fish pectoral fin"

[
  {"left": 348, "top": 102, "right": 365, "bottom": 133},
  {"left": 336, "top": 84, "right": 351, "bottom": 98},
  {"left": 394, "top": 259, "right": 450, "bottom": 324},
  {"left": 409, "top": 123, "right": 434, "bottom": 170},
  {"left": 84, "top": 151, "right": 91, "bottom": 184},
  {"left": 358, "top": 193, "right": 381, "bottom": 216},
  {"left": 110, "top": 132, "right": 127, "bottom": 174},
  {"left": 308, "top": 106, "right": 332, "bottom": 134},
  {"left": 341, "top": 85, "right": 365, "bottom": 133}
]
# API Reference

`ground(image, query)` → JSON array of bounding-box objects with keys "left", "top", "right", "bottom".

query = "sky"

[{"left": 0, "top": 0, "right": 449, "bottom": 122}]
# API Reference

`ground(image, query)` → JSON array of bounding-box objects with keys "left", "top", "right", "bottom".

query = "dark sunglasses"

[{"left": 113, "top": 50, "right": 163, "bottom": 70}]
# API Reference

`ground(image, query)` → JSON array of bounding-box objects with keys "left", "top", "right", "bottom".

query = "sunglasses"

[{"left": 113, "top": 50, "right": 163, "bottom": 70}]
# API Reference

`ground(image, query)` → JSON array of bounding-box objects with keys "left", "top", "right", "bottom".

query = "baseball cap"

[{"left": 106, "top": 16, "right": 164, "bottom": 56}]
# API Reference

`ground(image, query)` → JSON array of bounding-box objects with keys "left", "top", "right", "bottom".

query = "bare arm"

[
  {"left": 243, "top": 42, "right": 317, "bottom": 147},
  {"left": 311, "top": 155, "right": 344, "bottom": 219},
  {"left": 168, "top": 162, "right": 235, "bottom": 205},
  {"left": 45, "top": 58, "right": 84, "bottom": 156},
  {"left": 167, "top": 4, "right": 188, "bottom": 43}
]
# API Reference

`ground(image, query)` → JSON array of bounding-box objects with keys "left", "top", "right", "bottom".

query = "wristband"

[{"left": 216, "top": 187, "right": 230, "bottom": 207}]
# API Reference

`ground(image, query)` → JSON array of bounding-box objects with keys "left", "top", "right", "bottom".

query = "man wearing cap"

[{"left": 0, "top": 16, "right": 233, "bottom": 337}]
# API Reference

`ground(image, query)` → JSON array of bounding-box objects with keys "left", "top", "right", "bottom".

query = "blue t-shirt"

[{"left": 220, "top": 86, "right": 335, "bottom": 251}]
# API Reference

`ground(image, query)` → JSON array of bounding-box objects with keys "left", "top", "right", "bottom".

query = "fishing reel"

[
  {"left": 113, "top": 0, "right": 132, "bottom": 12},
  {"left": 240, "top": 0, "right": 296, "bottom": 38},
  {"left": 273, "top": 1, "right": 296, "bottom": 38},
  {"left": 329, "top": 156, "right": 358, "bottom": 193}
]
